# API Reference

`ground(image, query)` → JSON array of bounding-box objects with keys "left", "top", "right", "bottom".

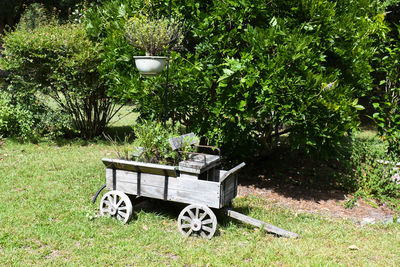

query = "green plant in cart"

[{"left": 132, "top": 120, "right": 195, "bottom": 165}]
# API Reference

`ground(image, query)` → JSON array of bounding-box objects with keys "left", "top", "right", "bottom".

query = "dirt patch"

[
  {"left": 237, "top": 184, "right": 394, "bottom": 223},
  {"left": 238, "top": 149, "right": 395, "bottom": 224}
]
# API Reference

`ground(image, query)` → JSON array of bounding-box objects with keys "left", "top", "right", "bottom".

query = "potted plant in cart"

[{"left": 125, "top": 14, "right": 183, "bottom": 77}]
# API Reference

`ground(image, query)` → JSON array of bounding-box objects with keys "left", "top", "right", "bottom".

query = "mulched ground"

[
  {"left": 238, "top": 148, "right": 395, "bottom": 224},
  {"left": 237, "top": 184, "right": 394, "bottom": 223}
]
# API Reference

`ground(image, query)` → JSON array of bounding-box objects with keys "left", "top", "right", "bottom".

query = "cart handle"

[
  {"left": 220, "top": 162, "right": 246, "bottom": 183},
  {"left": 92, "top": 184, "right": 106, "bottom": 204}
]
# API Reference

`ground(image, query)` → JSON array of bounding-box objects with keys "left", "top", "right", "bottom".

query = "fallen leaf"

[{"left": 348, "top": 245, "right": 359, "bottom": 250}]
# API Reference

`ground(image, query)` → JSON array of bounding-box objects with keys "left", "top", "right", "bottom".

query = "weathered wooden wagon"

[{"left": 94, "top": 134, "right": 298, "bottom": 239}]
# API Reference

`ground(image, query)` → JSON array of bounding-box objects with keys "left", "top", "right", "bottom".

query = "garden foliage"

[
  {"left": 84, "top": 0, "right": 386, "bottom": 159},
  {"left": 1, "top": 7, "right": 119, "bottom": 139},
  {"left": 0, "top": 92, "right": 39, "bottom": 139},
  {"left": 132, "top": 120, "right": 195, "bottom": 165},
  {"left": 345, "top": 135, "right": 400, "bottom": 206},
  {"left": 373, "top": 23, "right": 400, "bottom": 154},
  {"left": 0, "top": 91, "right": 73, "bottom": 140}
]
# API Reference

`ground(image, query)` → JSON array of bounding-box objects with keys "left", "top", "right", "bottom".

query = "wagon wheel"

[
  {"left": 178, "top": 204, "right": 217, "bottom": 239},
  {"left": 100, "top": 190, "right": 133, "bottom": 224}
]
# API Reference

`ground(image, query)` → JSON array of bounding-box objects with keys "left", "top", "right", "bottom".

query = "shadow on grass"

[
  {"left": 103, "top": 126, "right": 135, "bottom": 143},
  {"left": 42, "top": 125, "right": 135, "bottom": 147},
  {"left": 126, "top": 198, "right": 264, "bottom": 237},
  {"left": 238, "top": 145, "right": 355, "bottom": 203}
]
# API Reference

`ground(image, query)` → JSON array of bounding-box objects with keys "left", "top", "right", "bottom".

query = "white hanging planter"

[{"left": 133, "top": 56, "right": 167, "bottom": 77}]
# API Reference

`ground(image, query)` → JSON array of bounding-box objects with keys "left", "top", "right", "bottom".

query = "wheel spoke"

[
  {"left": 106, "top": 196, "right": 114, "bottom": 206},
  {"left": 113, "top": 194, "right": 118, "bottom": 206},
  {"left": 117, "top": 214, "right": 122, "bottom": 221},
  {"left": 200, "top": 231, "right": 208, "bottom": 238},
  {"left": 185, "top": 229, "right": 193, "bottom": 237},
  {"left": 202, "top": 226, "right": 213, "bottom": 233},
  {"left": 116, "top": 199, "right": 123, "bottom": 207},
  {"left": 118, "top": 206, "right": 128, "bottom": 211},
  {"left": 103, "top": 200, "right": 112, "bottom": 208},
  {"left": 180, "top": 224, "right": 191, "bottom": 229},
  {"left": 199, "top": 212, "right": 207, "bottom": 221},
  {"left": 195, "top": 207, "right": 199, "bottom": 219},
  {"left": 202, "top": 219, "right": 213, "bottom": 225},
  {"left": 181, "top": 216, "right": 192, "bottom": 223},
  {"left": 187, "top": 209, "right": 195, "bottom": 219},
  {"left": 118, "top": 210, "right": 127, "bottom": 218}
]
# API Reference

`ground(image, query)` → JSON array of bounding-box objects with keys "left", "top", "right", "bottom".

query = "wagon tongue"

[{"left": 224, "top": 208, "right": 299, "bottom": 238}]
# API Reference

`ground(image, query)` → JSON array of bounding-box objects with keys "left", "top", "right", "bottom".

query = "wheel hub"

[
  {"left": 110, "top": 206, "right": 117, "bottom": 215},
  {"left": 191, "top": 219, "right": 202, "bottom": 231}
]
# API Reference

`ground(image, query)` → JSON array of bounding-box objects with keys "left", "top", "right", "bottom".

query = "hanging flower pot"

[
  {"left": 133, "top": 56, "right": 167, "bottom": 77},
  {"left": 125, "top": 15, "right": 183, "bottom": 77}
]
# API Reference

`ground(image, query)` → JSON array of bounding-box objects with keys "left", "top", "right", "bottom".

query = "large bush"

[
  {"left": 84, "top": 0, "right": 386, "bottom": 159},
  {"left": 1, "top": 17, "right": 119, "bottom": 139},
  {"left": 372, "top": 10, "right": 400, "bottom": 155}
]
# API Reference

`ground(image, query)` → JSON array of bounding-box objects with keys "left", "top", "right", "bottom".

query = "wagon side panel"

[
  {"left": 220, "top": 172, "right": 238, "bottom": 208},
  {"left": 106, "top": 168, "right": 221, "bottom": 208},
  {"left": 173, "top": 178, "right": 220, "bottom": 208}
]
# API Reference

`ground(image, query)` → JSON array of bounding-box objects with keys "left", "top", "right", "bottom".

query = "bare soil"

[
  {"left": 238, "top": 149, "right": 395, "bottom": 223},
  {"left": 237, "top": 184, "right": 394, "bottom": 223}
]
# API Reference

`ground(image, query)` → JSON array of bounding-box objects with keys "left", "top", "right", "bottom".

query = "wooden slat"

[
  {"left": 107, "top": 169, "right": 219, "bottom": 191},
  {"left": 223, "top": 174, "right": 236, "bottom": 193},
  {"left": 168, "top": 133, "right": 198, "bottom": 150},
  {"left": 179, "top": 154, "right": 221, "bottom": 175},
  {"left": 102, "top": 158, "right": 178, "bottom": 177},
  {"left": 219, "top": 170, "right": 227, "bottom": 179},
  {"left": 220, "top": 175, "right": 237, "bottom": 207},
  {"left": 224, "top": 209, "right": 298, "bottom": 238},
  {"left": 105, "top": 168, "right": 221, "bottom": 208},
  {"left": 219, "top": 162, "right": 246, "bottom": 183}
]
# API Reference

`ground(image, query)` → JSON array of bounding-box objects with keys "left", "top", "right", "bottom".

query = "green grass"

[
  {"left": 103, "top": 104, "right": 138, "bottom": 141},
  {"left": 1, "top": 139, "right": 400, "bottom": 266}
]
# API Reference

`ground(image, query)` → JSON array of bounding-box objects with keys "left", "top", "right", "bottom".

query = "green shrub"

[
  {"left": 372, "top": 23, "right": 400, "bottom": 154},
  {"left": 0, "top": 93, "right": 38, "bottom": 139},
  {"left": 84, "top": 0, "right": 387, "bottom": 159},
  {"left": 344, "top": 135, "right": 400, "bottom": 206},
  {"left": 0, "top": 17, "right": 119, "bottom": 139},
  {"left": 0, "top": 91, "right": 75, "bottom": 140}
]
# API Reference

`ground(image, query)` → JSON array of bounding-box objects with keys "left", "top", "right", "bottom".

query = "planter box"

[{"left": 102, "top": 157, "right": 242, "bottom": 209}]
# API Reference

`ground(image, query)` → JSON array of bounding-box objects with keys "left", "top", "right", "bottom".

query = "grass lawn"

[{"left": 1, "top": 139, "right": 400, "bottom": 266}]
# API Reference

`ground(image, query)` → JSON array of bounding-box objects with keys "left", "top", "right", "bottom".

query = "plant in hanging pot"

[{"left": 125, "top": 15, "right": 183, "bottom": 77}]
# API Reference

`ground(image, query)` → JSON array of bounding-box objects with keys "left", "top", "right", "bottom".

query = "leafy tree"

[{"left": 85, "top": 0, "right": 387, "bottom": 159}]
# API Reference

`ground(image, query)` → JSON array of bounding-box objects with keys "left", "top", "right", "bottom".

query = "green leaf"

[{"left": 354, "top": 104, "right": 365, "bottom": 111}]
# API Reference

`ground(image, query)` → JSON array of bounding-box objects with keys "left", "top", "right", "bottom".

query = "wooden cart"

[{"left": 94, "top": 134, "right": 298, "bottom": 239}]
